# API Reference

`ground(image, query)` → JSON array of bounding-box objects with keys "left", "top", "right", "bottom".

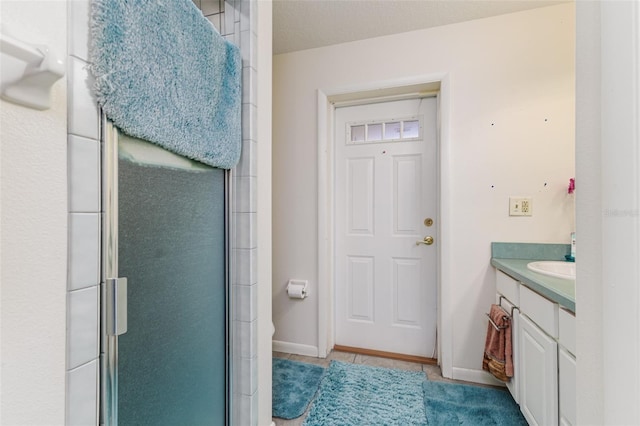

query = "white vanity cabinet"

[
  {"left": 494, "top": 269, "right": 575, "bottom": 426},
  {"left": 558, "top": 309, "right": 576, "bottom": 426},
  {"left": 519, "top": 285, "right": 560, "bottom": 426},
  {"left": 519, "top": 314, "right": 558, "bottom": 426}
]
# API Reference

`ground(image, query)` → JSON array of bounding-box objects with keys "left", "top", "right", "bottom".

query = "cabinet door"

[
  {"left": 519, "top": 315, "right": 558, "bottom": 426},
  {"left": 559, "top": 347, "right": 576, "bottom": 426}
]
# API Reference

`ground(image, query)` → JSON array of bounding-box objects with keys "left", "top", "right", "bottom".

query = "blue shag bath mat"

[
  {"left": 90, "top": 0, "right": 242, "bottom": 169},
  {"left": 272, "top": 358, "right": 325, "bottom": 420},
  {"left": 423, "top": 380, "right": 527, "bottom": 425},
  {"left": 302, "top": 361, "right": 427, "bottom": 426}
]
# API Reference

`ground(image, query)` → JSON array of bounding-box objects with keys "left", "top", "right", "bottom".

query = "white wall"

[
  {"left": 597, "top": 2, "right": 640, "bottom": 424},
  {"left": 576, "top": 2, "right": 640, "bottom": 424},
  {"left": 0, "top": 1, "right": 68, "bottom": 424},
  {"left": 256, "top": 0, "right": 273, "bottom": 424},
  {"left": 273, "top": 3, "right": 575, "bottom": 375},
  {"left": 574, "top": 1, "right": 604, "bottom": 423}
]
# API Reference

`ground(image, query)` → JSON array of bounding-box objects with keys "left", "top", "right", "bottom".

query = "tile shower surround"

[{"left": 65, "top": 1, "right": 259, "bottom": 424}]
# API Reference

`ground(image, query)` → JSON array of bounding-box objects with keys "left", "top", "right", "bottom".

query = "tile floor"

[{"left": 272, "top": 350, "right": 498, "bottom": 426}]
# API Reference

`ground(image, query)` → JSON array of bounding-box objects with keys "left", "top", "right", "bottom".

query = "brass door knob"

[{"left": 416, "top": 236, "right": 434, "bottom": 246}]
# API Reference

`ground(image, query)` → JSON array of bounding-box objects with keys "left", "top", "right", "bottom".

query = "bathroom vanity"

[{"left": 491, "top": 243, "right": 576, "bottom": 426}]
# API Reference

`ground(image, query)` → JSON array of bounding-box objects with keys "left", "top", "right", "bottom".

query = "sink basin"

[{"left": 527, "top": 261, "right": 575, "bottom": 280}]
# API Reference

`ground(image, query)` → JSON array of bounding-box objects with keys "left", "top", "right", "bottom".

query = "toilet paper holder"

[{"left": 287, "top": 279, "right": 308, "bottom": 299}]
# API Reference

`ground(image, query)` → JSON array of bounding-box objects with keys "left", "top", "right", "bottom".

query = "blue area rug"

[
  {"left": 272, "top": 358, "right": 325, "bottom": 419},
  {"left": 423, "top": 380, "right": 527, "bottom": 425},
  {"left": 302, "top": 361, "right": 427, "bottom": 426}
]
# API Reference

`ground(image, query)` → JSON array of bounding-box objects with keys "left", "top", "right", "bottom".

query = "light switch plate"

[{"left": 510, "top": 197, "right": 532, "bottom": 216}]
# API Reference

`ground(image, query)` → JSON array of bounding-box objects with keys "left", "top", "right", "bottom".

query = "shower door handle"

[{"left": 106, "top": 277, "right": 128, "bottom": 336}]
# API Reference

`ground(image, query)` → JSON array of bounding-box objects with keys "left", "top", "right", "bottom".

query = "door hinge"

[{"left": 106, "top": 277, "right": 128, "bottom": 336}]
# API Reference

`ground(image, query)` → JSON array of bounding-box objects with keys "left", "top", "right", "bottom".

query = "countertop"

[{"left": 491, "top": 242, "right": 575, "bottom": 313}]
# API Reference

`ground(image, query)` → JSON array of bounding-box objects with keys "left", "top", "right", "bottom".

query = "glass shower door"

[{"left": 102, "top": 123, "right": 229, "bottom": 425}]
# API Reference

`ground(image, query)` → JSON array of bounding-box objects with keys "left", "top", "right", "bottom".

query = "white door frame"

[{"left": 316, "top": 74, "right": 453, "bottom": 377}]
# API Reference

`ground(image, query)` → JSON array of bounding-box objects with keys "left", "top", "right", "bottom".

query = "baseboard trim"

[
  {"left": 272, "top": 340, "right": 319, "bottom": 357},
  {"left": 451, "top": 367, "right": 507, "bottom": 386},
  {"left": 333, "top": 345, "right": 437, "bottom": 365}
]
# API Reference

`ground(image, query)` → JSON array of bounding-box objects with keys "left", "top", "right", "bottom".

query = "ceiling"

[{"left": 273, "top": 0, "right": 568, "bottom": 55}]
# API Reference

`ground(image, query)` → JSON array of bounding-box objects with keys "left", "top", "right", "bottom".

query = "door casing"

[{"left": 316, "top": 75, "right": 453, "bottom": 377}]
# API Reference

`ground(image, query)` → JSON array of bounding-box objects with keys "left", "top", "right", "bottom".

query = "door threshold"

[{"left": 333, "top": 345, "right": 437, "bottom": 365}]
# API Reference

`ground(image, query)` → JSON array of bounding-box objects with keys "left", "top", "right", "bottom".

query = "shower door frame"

[{"left": 100, "top": 118, "right": 233, "bottom": 426}]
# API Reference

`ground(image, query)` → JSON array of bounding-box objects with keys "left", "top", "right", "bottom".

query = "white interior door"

[{"left": 334, "top": 97, "right": 437, "bottom": 358}]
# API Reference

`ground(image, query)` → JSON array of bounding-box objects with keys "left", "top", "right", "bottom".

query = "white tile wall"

[
  {"left": 250, "top": 0, "right": 257, "bottom": 36},
  {"left": 65, "top": 0, "right": 258, "bottom": 424},
  {"left": 236, "top": 212, "right": 257, "bottom": 249},
  {"left": 207, "top": 13, "right": 222, "bottom": 34},
  {"left": 68, "top": 213, "right": 100, "bottom": 291},
  {"left": 233, "top": 0, "right": 241, "bottom": 26},
  {"left": 226, "top": 1, "right": 236, "bottom": 38},
  {"left": 240, "top": 0, "right": 250, "bottom": 32},
  {"left": 66, "top": 359, "right": 98, "bottom": 426},
  {"left": 242, "top": 102, "right": 258, "bottom": 141},
  {"left": 236, "top": 139, "right": 257, "bottom": 177},
  {"left": 66, "top": 1, "right": 100, "bottom": 424},
  {"left": 235, "top": 284, "right": 258, "bottom": 322},
  {"left": 235, "top": 248, "right": 258, "bottom": 285},
  {"left": 236, "top": 319, "right": 258, "bottom": 359},
  {"left": 68, "top": 57, "right": 99, "bottom": 140},
  {"left": 67, "top": 286, "right": 99, "bottom": 369},
  {"left": 202, "top": 0, "right": 235, "bottom": 39},
  {"left": 68, "top": 135, "right": 100, "bottom": 212},
  {"left": 68, "top": 0, "right": 90, "bottom": 61},
  {"left": 240, "top": 29, "right": 257, "bottom": 67},
  {"left": 242, "top": 65, "right": 257, "bottom": 105},
  {"left": 233, "top": 2, "right": 259, "bottom": 423},
  {"left": 202, "top": 0, "right": 222, "bottom": 16},
  {"left": 233, "top": 176, "right": 257, "bottom": 213},
  {"left": 234, "top": 391, "right": 258, "bottom": 426},
  {"left": 234, "top": 353, "right": 258, "bottom": 395}
]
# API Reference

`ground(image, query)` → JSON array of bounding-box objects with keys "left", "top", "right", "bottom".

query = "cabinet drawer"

[
  {"left": 520, "top": 285, "right": 559, "bottom": 338},
  {"left": 496, "top": 270, "right": 519, "bottom": 305},
  {"left": 559, "top": 308, "right": 576, "bottom": 356}
]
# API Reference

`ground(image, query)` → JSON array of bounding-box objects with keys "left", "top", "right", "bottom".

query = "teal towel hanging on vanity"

[{"left": 90, "top": 0, "right": 242, "bottom": 169}]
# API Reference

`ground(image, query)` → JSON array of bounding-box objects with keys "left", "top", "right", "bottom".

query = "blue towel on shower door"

[{"left": 90, "top": 0, "right": 242, "bottom": 169}]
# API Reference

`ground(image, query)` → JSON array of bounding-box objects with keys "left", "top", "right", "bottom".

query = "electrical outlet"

[{"left": 509, "top": 197, "right": 533, "bottom": 216}]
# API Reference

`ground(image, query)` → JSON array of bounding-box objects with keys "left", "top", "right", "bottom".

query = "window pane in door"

[
  {"left": 384, "top": 122, "right": 401, "bottom": 140},
  {"left": 351, "top": 125, "right": 365, "bottom": 142},
  {"left": 403, "top": 120, "right": 420, "bottom": 139},
  {"left": 367, "top": 123, "right": 382, "bottom": 141}
]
